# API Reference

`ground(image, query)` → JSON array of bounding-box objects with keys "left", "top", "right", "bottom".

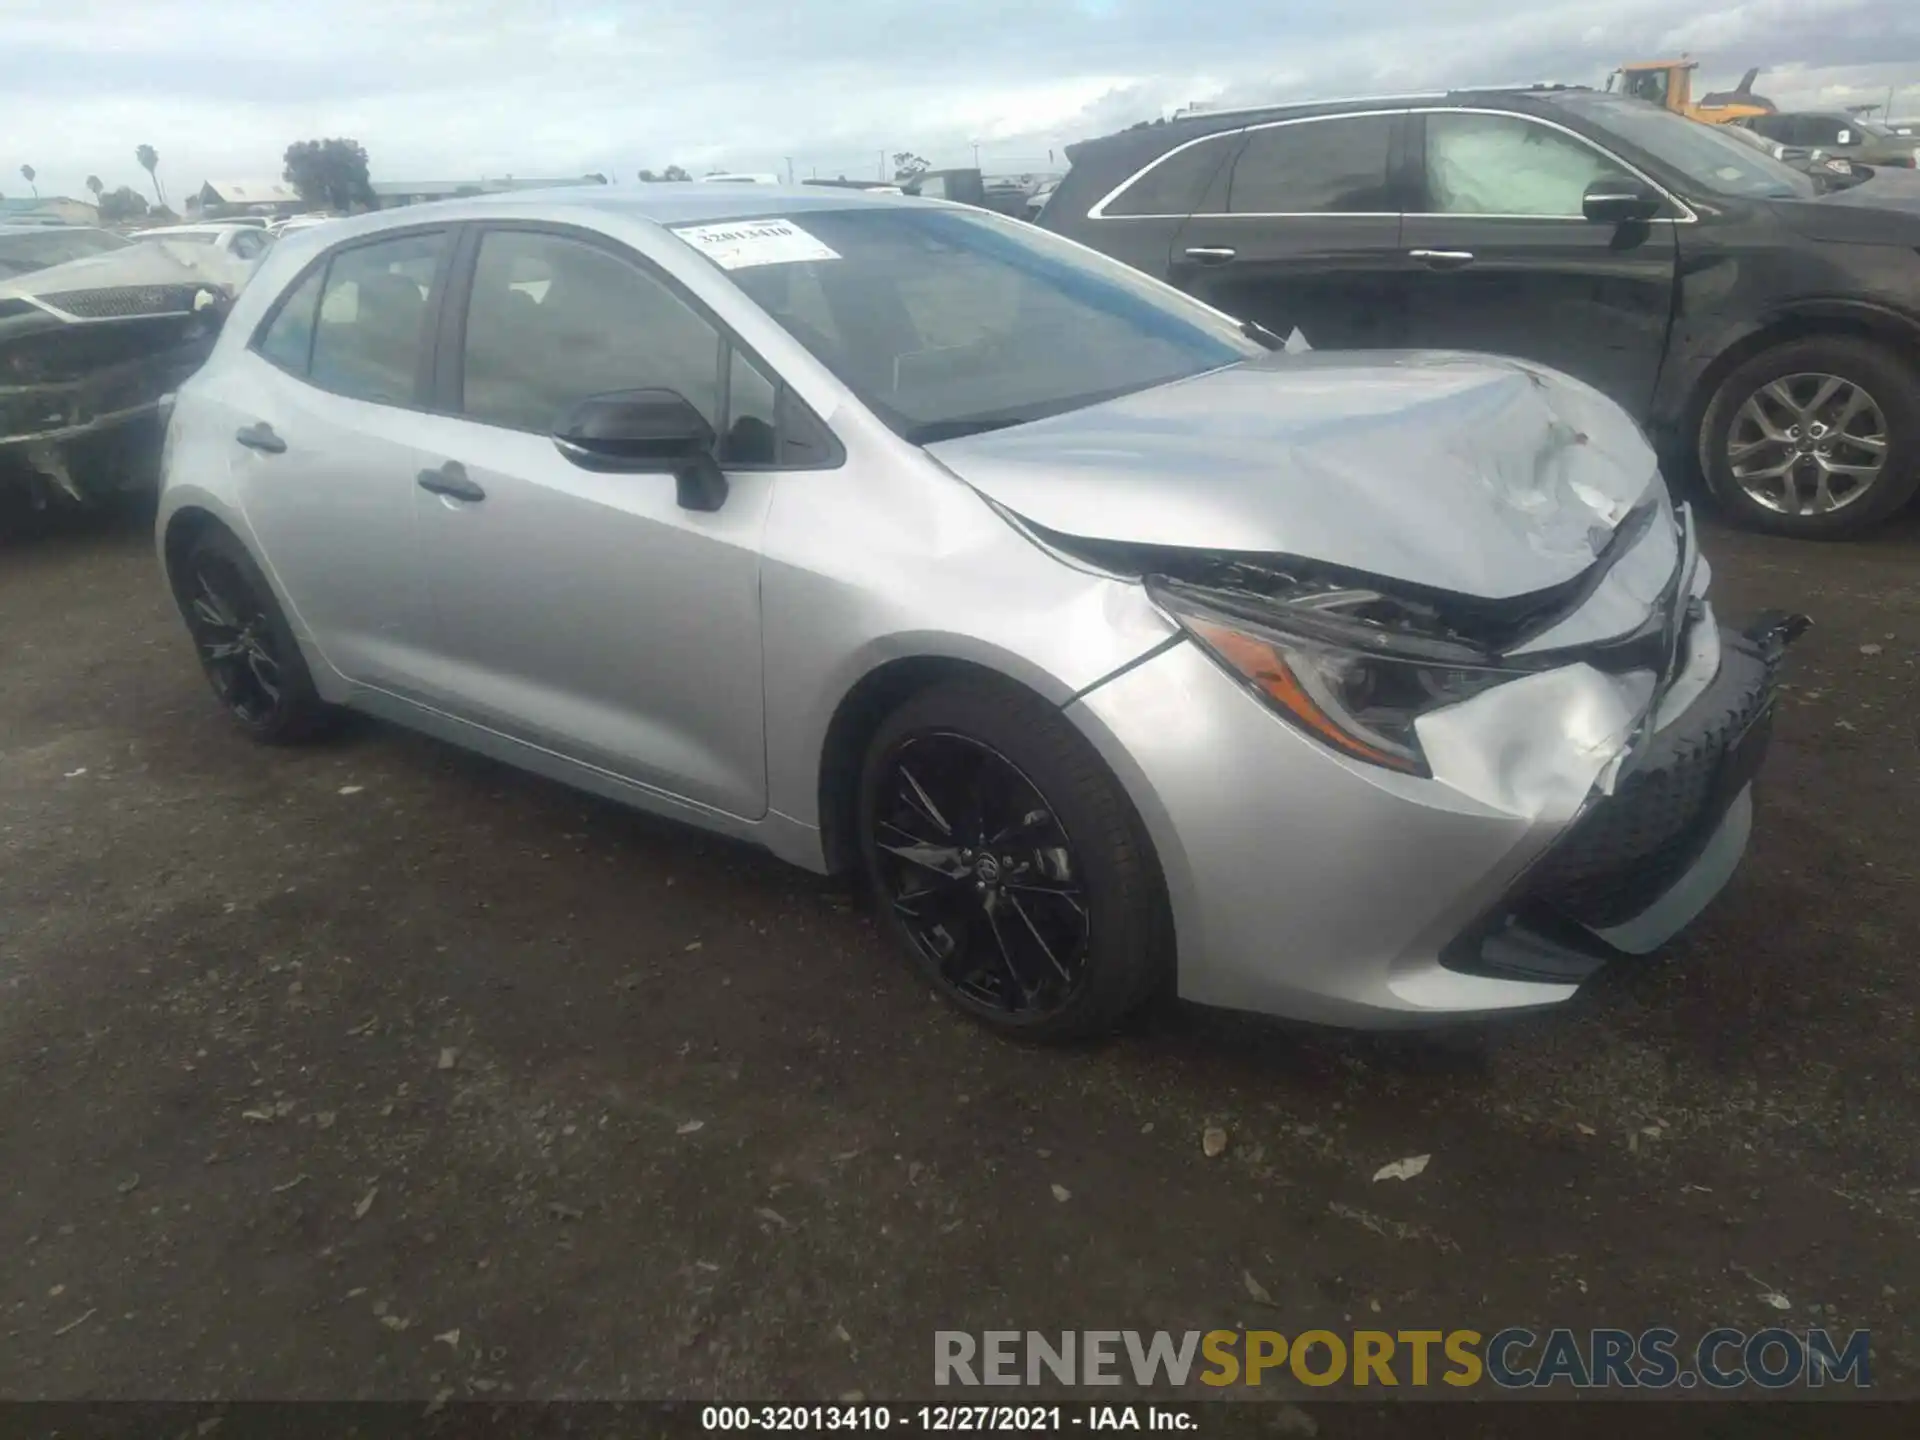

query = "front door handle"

[
  {"left": 1183, "top": 246, "right": 1238, "bottom": 265},
  {"left": 1409, "top": 248, "right": 1475, "bottom": 270},
  {"left": 234, "top": 422, "right": 286, "bottom": 454},
  {"left": 416, "top": 461, "right": 486, "bottom": 503}
]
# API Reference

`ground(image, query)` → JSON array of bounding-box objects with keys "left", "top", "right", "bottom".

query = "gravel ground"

[{"left": 1, "top": 498, "right": 1916, "bottom": 1412}]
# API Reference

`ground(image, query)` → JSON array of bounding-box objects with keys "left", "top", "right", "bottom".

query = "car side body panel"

[{"left": 159, "top": 195, "right": 1183, "bottom": 873}]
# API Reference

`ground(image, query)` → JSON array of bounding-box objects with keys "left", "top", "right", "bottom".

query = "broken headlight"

[{"left": 1149, "top": 578, "right": 1524, "bottom": 776}]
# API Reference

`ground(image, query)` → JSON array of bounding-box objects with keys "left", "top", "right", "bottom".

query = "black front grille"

[
  {"left": 1522, "top": 631, "right": 1774, "bottom": 928},
  {"left": 36, "top": 284, "right": 209, "bottom": 319}
]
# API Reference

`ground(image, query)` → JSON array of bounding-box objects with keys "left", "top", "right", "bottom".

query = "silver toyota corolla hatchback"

[{"left": 156, "top": 187, "right": 1801, "bottom": 1039}]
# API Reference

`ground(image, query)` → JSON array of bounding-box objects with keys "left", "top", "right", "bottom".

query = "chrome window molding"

[
  {"left": 1086, "top": 103, "right": 1698, "bottom": 225},
  {"left": 1087, "top": 108, "right": 1409, "bottom": 221}
]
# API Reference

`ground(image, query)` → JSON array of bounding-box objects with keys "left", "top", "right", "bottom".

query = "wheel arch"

[
  {"left": 815, "top": 654, "right": 1032, "bottom": 875},
  {"left": 1676, "top": 301, "right": 1920, "bottom": 459},
  {"left": 160, "top": 503, "right": 229, "bottom": 594}
]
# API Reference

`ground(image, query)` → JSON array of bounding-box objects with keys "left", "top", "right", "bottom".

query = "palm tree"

[
  {"left": 19, "top": 164, "right": 37, "bottom": 198},
  {"left": 86, "top": 175, "right": 104, "bottom": 203},
  {"left": 135, "top": 144, "right": 164, "bottom": 205}
]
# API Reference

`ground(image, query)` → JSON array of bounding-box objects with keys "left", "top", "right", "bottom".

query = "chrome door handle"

[
  {"left": 234, "top": 422, "right": 286, "bottom": 454},
  {"left": 416, "top": 460, "right": 486, "bottom": 503},
  {"left": 1409, "top": 249, "right": 1475, "bottom": 270},
  {"left": 1183, "top": 246, "right": 1238, "bottom": 265}
]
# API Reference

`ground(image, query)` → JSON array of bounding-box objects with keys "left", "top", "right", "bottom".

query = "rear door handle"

[
  {"left": 1409, "top": 249, "right": 1475, "bottom": 270},
  {"left": 1183, "top": 246, "right": 1238, "bottom": 265},
  {"left": 234, "top": 422, "right": 286, "bottom": 454},
  {"left": 416, "top": 460, "right": 486, "bottom": 503}
]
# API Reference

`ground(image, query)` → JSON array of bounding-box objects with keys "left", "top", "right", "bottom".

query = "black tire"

[
  {"left": 1698, "top": 335, "right": 1920, "bottom": 538},
  {"left": 171, "top": 525, "right": 336, "bottom": 743},
  {"left": 857, "top": 676, "right": 1171, "bottom": 1042}
]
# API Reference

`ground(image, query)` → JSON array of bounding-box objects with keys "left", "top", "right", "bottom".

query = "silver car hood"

[
  {"left": 0, "top": 240, "right": 250, "bottom": 311},
  {"left": 927, "top": 351, "right": 1661, "bottom": 601}
]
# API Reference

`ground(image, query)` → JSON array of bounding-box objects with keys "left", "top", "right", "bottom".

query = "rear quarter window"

[{"left": 1101, "top": 133, "right": 1238, "bottom": 217}]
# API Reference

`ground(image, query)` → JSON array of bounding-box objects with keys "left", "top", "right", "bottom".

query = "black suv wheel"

[{"left": 1700, "top": 336, "right": 1920, "bottom": 538}]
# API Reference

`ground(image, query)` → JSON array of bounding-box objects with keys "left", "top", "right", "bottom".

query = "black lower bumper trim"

[{"left": 1443, "top": 611, "right": 1805, "bottom": 984}]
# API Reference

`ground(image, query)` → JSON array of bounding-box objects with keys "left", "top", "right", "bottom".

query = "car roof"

[
  {"left": 368, "top": 184, "right": 932, "bottom": 229},
  {"left": 1071, "top": 85, "right": 1614, "bottom": 156}
]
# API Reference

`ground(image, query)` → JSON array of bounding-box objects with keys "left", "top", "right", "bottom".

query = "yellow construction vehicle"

[{"left": 1608, "top": 59, "right": 1776, "bottom": 124}]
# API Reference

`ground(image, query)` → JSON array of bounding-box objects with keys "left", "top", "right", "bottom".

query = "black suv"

[{"left": 1040, "top": 88, "right": 1920, "bottom": 538}]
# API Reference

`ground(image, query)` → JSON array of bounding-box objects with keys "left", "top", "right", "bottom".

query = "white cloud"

[{"left": 2, "top": 0, "right": 1917, "bottom": 203}]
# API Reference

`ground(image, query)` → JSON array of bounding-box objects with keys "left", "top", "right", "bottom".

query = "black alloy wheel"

[
  {"left": 183, "top": 551, "right": 287, "bottom": 729},
  {"left": 172, "top": 526, "right": 334, "bottom": 743},
  {"left": 858, "top": 678, "right": 1170, "bottom": 1041},
  {"left": 871, "top": 732, "right": 1092, "bottom": 1018}
]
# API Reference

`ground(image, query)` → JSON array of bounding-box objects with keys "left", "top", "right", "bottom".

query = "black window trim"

[
  {"left": 1089, "top": 108, "right": 1410, "bottom": 221},
  {"left": 1409, "top": 106, "right": 1698, "bottom": 223},
  {"left": 245, "top": 222, "right": 461, "bottom": 412},
  {"left": 435, "top": 218, "right": 844, "bottom": 472}
]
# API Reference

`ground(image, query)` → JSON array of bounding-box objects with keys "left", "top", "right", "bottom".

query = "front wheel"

[
  {"left": 857, "top": 678, "right": 1171, "bottom": 1042},
  {"left": 1698, "top": 336, "right": 1920, "bottom": 538}
]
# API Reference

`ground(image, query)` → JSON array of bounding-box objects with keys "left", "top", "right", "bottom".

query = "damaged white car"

[
  {"left": 154, "top": 189, "right": 1804, "bottom": 1038},
  {"left": 2, "top": 225, "right": 250, "bottom": 509}
]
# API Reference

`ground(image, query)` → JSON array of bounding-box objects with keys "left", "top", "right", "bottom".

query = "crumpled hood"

[
  {"left": 0, "top": 240, "right": 249, "bottom": 310},
  {"left": 926, "top": 351, "right": 1659, "bottom": 600}
]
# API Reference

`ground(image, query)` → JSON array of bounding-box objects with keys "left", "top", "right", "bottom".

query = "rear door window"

[
  {"left": 254, "top": 268, "right": 325, "bottom": 375},
  {"left": 1223, "top": 115, "right": 1396, "bottom": 213},
  {"left": 308, "top": 231, "right": 450, "bottom": 406}
]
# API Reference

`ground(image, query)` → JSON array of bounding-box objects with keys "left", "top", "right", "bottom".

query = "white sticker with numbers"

[{"left": 670, "top": 218, "right": 841, "bottom": 270}]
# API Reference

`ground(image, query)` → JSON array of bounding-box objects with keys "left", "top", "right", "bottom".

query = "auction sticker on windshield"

[{"left": 671, "top": 219, "right": 840, "bottom": 270}]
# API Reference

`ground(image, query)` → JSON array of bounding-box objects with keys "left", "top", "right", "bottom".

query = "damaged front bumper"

[
  {"left": 2, "top": 257, "right": 233, "bottom": 508},
  {"left": 1442, "top": 612, "right": 1799, "bottom": 986},
  {"left": 1062, "top": 506, "right": 1806, "bottom": 1028}
]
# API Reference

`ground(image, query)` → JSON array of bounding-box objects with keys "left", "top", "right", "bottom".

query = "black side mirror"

[
  {"left": 552, "top": 388, "right": 728, "bottom": 511},
  {"left": 1582, "top": 178, "right": 1663, "bottom": 225}
]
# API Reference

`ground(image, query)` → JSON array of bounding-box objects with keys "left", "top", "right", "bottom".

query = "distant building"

[
  {"left": 0, "top": 196, "right": 99, "bottom": 226},
  {"left": 187, "top": 180, "right": 302, "bottom": 219},
  {"left": 370, "top": 176, "right": 604, "bottom": 209}
]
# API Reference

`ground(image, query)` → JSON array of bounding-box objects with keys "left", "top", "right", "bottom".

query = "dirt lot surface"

[{"left": 1, "top": 498, "right": 1916, "bottom": 1416}]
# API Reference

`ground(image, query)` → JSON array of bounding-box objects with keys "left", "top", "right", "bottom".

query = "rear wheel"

[
  {"left": 857, "top": 678, "right": 1171, "bottom": 1042},
  {"left": 1699, "top": 336, "right": 1920, "bottom": 538},
  {"left": 172, "top": 526, "right": 335, "bottom": 742}
]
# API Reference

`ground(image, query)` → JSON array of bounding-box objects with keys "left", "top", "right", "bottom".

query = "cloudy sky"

[{"left": 4, "top": 0, "right": 1918, "bottom": 203}]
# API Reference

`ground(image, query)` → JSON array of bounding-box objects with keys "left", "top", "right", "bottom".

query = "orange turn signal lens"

[{"left": 1186, "top": 616, "right": 1421, "bottom": 773}]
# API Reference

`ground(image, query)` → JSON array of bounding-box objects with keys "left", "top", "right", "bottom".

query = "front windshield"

[
  {"left": 0, "top": 227, "right": 131, "bottom": 280},
  {"left": 1851, "top": 116, "right": 1895, "bottom": 138},
  {"left": 1566, "top": 96, "right": 1817, "bottom": 199},
  {"left": 687, "top": 206, "right": 1264, "bottom": 443}
]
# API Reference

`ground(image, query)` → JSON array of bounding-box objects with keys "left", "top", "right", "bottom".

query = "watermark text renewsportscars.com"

[{"left": 934, "top": 1327, "right": 1872, "bottom": 1390}]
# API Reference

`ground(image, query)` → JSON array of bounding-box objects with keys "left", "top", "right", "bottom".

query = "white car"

[
  {"left": 134, "top": 223, "right": 275, "bottom": 265},
  {"left": 267, "top": 214, "right": 340, "bottom": 237}
]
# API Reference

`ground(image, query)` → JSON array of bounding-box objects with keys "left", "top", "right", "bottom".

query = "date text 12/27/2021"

[{"left": 700, "top": 1405, "right": 1199, "bottom": 1432}]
